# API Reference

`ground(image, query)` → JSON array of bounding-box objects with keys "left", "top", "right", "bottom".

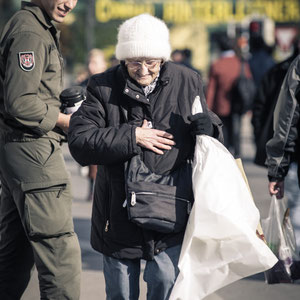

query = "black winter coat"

[
  {"left": 251, "top": 53, "right": 298, "bottom": 167},
  {"left": 266, "top": 54, "right": 300, "bottom": 184},
  {"left": 68, "top": 61, "right": 223, "bottom": 260}
]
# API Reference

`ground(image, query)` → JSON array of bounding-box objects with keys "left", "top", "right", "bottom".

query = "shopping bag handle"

[{"left": 192, "top": 95, "right": 203, "bottom": 115}]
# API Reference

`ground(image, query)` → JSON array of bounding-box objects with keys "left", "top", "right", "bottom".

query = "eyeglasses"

[{"left": 126, "top": 59, "right": 161, "bottom": 70}]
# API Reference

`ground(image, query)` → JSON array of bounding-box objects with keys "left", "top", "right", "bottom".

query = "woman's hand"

[{"left": 136, "top": 120, "right": 175, "bottom": 155}]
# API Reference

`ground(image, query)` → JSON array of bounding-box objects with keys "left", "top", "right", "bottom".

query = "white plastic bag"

[
  {"left": 170, "top": 97, "right": 278, "bottom": 300},
  {"left": 262, "top": 195, "right": 299, "bottom": 284}
]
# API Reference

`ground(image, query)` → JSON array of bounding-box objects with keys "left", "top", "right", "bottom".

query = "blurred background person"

[
  {"left": 248, "top": 35, "right": 275, "bottom": 88},
  {"left": 109, "top": 54, "right": 120, "bottom": 67},
  {"left": 79, "top": 48, "right": 107, "bottom": 87},
  {"left": 171, "top": 49, "right": 184, "bottom": 64},
  {"left": 181, "top": 48, "right": 201, "bottom": 74},
  {"left": 171, "top": 48, "right": 200, "bottom": 74},
  {"left": 206, "top": 35, "right": 253, "bottom": 158},
  {"left": 78, "top": 48, "right": 107, "bottom": 201}
]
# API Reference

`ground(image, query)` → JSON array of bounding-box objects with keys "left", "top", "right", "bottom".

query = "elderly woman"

[{"left": 68, "top": 13, "right": 223, "bottom": 300}]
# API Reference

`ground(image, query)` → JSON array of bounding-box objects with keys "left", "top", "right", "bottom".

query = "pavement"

[{"left": 21, "top": 114, "right": 300, "bottom": 300}]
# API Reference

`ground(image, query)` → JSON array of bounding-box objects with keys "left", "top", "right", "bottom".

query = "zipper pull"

[
  {"left": 131, "top": 191, "right": 136, "bottom": 206},
  {"left": 147, "top": 121, "right": 153, "bottom": 128},
  {"left": 105, "top": 220, "right": 109, "bottom": 232},
  {"left": 122, "top": 199, "right": 127, "bottom": 208},
  {"left": 57, "top": 184, "right": 66, "bottom": 198},
  {"left": 187, "top": 202, "right": 191, "bottom": 214}
]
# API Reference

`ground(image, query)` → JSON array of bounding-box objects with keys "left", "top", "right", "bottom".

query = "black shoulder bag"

[{"left": 125, "top": 154, "right": 194, "bottom": 233}]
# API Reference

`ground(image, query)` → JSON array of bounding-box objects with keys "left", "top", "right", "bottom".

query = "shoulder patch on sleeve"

[{"left": 19, "top": 51, "right": 35, "bottom": 71}]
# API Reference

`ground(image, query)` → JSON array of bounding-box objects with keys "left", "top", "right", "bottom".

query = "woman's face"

[{"left": 125, "top": 58, "right": 162, "bottom": 86}]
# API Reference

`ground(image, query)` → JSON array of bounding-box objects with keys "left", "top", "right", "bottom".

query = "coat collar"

[{"left": 21, "top": 1, "right": 57, "bottom": 31}]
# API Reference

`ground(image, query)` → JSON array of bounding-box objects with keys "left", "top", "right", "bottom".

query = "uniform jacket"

[
  {"left": 266, "top": 55, "right": 300, "bottom": 183},
  {"left": 206, "top": 53, "right": 252, "bottom": 117},
  {"left": 68, "top": 61, "right": 223, "bottom": 260},
  {"left": 0, "top": 1, "right": 63, "bottom": 142}
]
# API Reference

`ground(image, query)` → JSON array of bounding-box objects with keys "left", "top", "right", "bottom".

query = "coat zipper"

[{"left": 104, "top": 168, "right": 111, "bottom": 233}]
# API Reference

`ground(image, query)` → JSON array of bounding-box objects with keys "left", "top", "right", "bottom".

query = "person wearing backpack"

[
  {"left": 206, "top": 35, "right": 253, "bottom": 158},
  {"left": 67, "top": 13, "right": 223, "bottom": 300}
]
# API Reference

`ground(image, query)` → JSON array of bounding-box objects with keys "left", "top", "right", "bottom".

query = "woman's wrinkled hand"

[{"left": 135, "top": 119, "right": 175, "bottom": 155}]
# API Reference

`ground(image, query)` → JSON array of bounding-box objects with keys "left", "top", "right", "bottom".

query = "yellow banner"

[{"left": 95, "top": 0, "right": 300, "bottom": 24}]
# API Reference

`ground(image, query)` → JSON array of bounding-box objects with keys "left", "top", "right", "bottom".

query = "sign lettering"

[{"left": 95, "top": 0, "right": 300, "bottom": 24}]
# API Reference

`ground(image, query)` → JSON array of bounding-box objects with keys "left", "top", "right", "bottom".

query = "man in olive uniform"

[{"left": 0, "top": 1, "right": 81, "bottom": 299}]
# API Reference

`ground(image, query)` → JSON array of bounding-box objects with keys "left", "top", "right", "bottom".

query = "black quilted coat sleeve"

[{"left": 67, "top": 75, "right": 140, "bottom": 166}]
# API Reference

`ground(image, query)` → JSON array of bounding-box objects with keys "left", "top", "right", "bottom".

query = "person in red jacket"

[{"left": 206, "top": 35, "right": 252, "bottom": 158}]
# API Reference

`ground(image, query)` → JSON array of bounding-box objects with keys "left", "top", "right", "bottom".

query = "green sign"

[{"left": 95, "top": 0, "right": 300, "bottom": 24}]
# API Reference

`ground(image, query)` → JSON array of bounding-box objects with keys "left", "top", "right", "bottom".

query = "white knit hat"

[{"left": 115, "top": 14, "right": 171, "bottom": 61}]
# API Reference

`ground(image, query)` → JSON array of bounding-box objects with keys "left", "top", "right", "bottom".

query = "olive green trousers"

[{"left": 0, "top": 138, "right": 81, "bottom": 300}]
